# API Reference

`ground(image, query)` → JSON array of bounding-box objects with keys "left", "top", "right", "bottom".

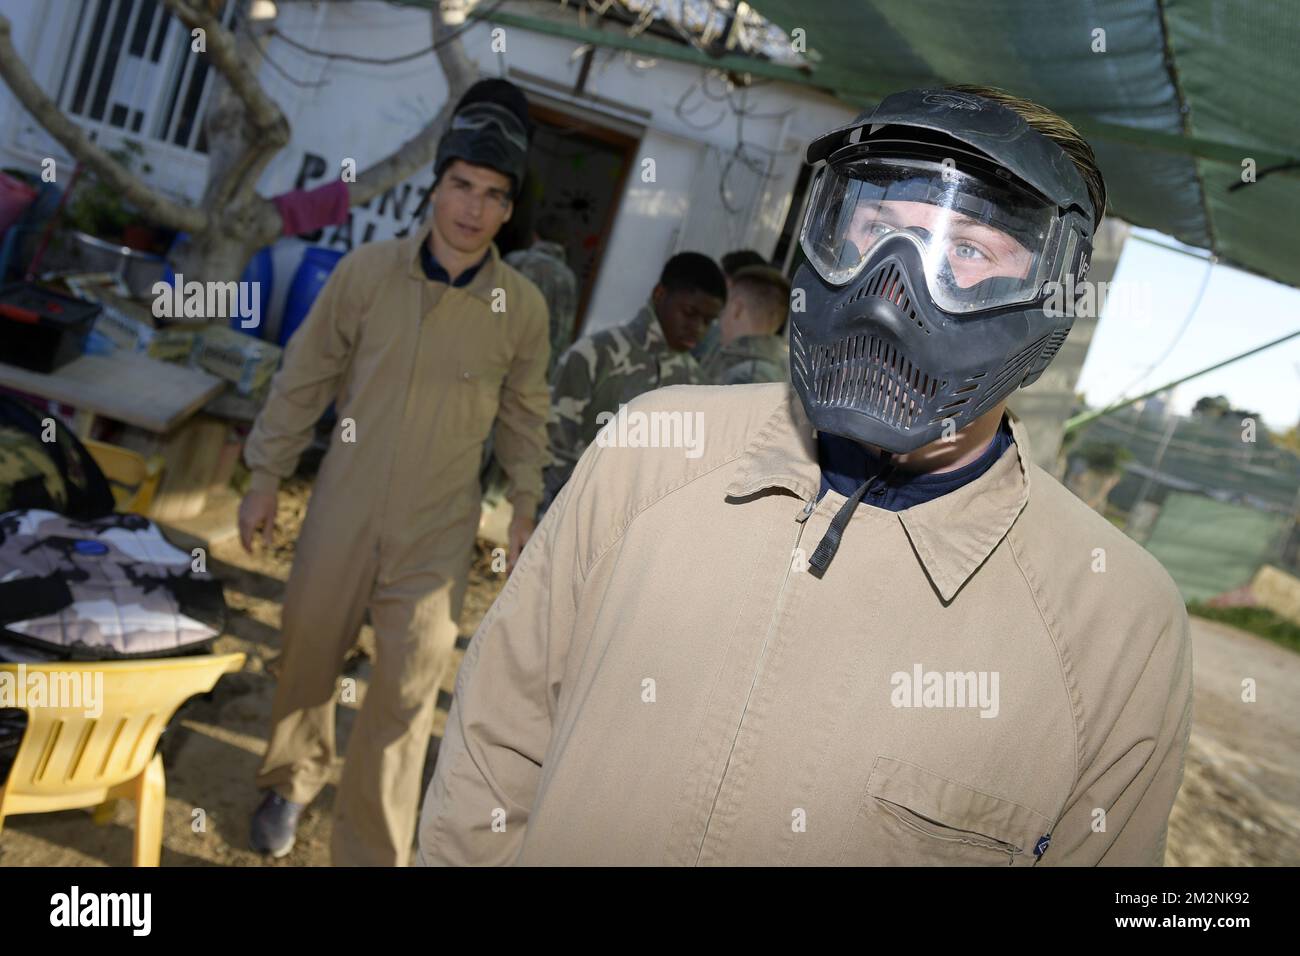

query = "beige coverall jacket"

[
  {"left": 244, "top": 218, "right": 549, "bottom": 866},
  {"left": 418, "top": 382, "right": 1192, "bottom": 866}
]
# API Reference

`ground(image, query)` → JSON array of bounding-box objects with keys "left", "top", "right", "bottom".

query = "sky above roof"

[{"left": 1077, "top": 227, "right": 1300, "bottom": 434}]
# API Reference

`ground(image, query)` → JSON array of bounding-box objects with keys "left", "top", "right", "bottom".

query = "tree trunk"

[
  {"left": 0, "top": 0, "right": 479, "bottom": 292},
  {"left": 171, "top": 229, "right": 253, "bottom": 287},
  {"left": 171, "top": 1, "right": 478, "bottom": 289},
  {"left": 169, "top": 9, "right": 282, "bottom": 289}
]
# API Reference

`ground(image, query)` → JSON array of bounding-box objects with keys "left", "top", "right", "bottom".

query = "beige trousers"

[{"left": 255, "top": 499, "right": 470, "bottom": 867}]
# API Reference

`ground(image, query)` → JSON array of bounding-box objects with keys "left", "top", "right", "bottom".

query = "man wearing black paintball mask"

[
  {"left": 418, "top": 86, "right": 1191, "bottom": 867},
  {"left": 789, "top": 85, "right": 1101, "bottom": 571}
]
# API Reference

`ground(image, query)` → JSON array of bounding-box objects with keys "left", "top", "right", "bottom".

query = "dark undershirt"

[
  {"left": 815, "top": 418, "right": 1015, "bottom": 512},
  {"left": 420, "top": 240, "right": 489, "bottom": 286}
]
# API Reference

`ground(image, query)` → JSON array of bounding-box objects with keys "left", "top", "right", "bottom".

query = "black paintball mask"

[
  {"left": 789, "top": 88, "right": 1099, "bottom": 454},
  {"left": 434, "top": 100, "right": 530, "bottom": 198}
]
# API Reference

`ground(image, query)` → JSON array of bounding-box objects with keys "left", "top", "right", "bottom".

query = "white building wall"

[{"left": 0, "top": 0, "right": 856, "bottom": 338}]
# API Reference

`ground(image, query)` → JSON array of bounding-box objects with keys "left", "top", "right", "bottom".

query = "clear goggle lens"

[{"left": 800, "top": 157, "right": 1063, "bottom": 313}]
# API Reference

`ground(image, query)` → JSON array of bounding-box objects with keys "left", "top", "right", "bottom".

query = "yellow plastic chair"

[
  {"left": 82, "top": 438, "right": 164, "bottom": 515},
  {"left": 0, "top": 653, "right": 244, "bottom": 865}
]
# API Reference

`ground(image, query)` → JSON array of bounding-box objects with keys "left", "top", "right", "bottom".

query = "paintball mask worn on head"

[
  {"left": 434, "top": 101, "right": 530, "bottom": 198},
  {"left": 789, "top": 88, "right": 1099, "bottom": 455}
]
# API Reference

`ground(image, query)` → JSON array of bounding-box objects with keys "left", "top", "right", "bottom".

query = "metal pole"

[
  {"left": 1127, "top": 412, "right": 1178, "bottom": 542},
  {"left": 1066, "top": 327, "right": 1300, "bottom": 433}
]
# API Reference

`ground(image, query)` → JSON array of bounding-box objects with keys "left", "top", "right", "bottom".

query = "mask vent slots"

[
  {"left": 791, "top": 322, "right": 810, "bottom": 390},
  {"left": 836, "top": 263, "right": 929, "bottom": 333},
  {"left": 809, "top": 334, "right": 943, "bottom": 430},
  {"left": 926, "top": 375, "right": 984, "bottom": 425},
  {"left": 1037, "top": 328, "right": 1069, "bottom": 366},
  {"left": 970, "top": 334, "right": 1050, "bottom": 415}
]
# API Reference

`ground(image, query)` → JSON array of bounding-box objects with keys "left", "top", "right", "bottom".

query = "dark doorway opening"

[{"left": 503, "top": 103, "right": 640, "bottom": 344}]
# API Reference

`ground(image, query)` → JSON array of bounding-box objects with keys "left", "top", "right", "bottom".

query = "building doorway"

[{"left": 509, "top": 101, "right": 640, "bottom": 344}]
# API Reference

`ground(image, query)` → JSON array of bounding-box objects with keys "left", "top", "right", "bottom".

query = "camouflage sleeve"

[
  {"left": 540, "top": 339, "right": 598, "bottom": 516},
  {"left": 511, "top": 254, "right": 578, "bottom": 384},
  {"left": 549, "top": 269, "right": 579, "bottom": 378}
]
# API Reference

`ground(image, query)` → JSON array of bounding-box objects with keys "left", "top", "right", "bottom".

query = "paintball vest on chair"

[
  {"left": 0, "top": 509, "right": 228, "bottom": 783},
  {"left": 0, "top": 509, "right": 226, "bottom": 661}
]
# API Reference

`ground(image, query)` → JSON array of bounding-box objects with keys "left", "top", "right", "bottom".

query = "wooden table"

[
  {"left": 0, "top": 352, "right": 232, "bottom": 521},
  {"left": 0, "top": 351, "right": 224, "bottom": 434}
]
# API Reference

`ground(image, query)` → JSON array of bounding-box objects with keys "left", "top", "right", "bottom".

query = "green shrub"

[
  {"left": 1187, "top": 602, "right": 1300, "bottom": 654},
  {"left": 1076, "top": 441, "right": 1133, "bottom": 474}
]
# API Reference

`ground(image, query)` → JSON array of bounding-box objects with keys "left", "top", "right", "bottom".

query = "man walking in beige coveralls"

[{"left": 238, "top": 80, "right": 549, "bottom": 866}]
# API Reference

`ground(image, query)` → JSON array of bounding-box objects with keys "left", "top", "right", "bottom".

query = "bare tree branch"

[
  {"left": 162, "top": 0, "right": 287, "bottom": 137},
  {"left": 0, "top": 14, "right": 207, "bottom": 233},
  {"left": 0, "top": 0, "right": 492, "bottom": 281},
  {"left": 162, "top": 0, "right": 289, "bottom": 211},
  {"left": 348, "top": 0, "right": 479, "bottom": 207},
  {"left": 348, "top": 99, "right": 451, "bottom": 209}
]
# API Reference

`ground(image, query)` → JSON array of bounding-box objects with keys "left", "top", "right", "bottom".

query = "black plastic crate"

[{"left": 0, "top": 282, "right": 102, "bottom": 373}]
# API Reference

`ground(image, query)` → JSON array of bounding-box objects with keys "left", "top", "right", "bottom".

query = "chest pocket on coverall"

[
  {"left": 840, "top": 755, "right": 1054, "bottom": 866},
  {"left": 458, "top": 359, "right": 506, "bottom": 442}
]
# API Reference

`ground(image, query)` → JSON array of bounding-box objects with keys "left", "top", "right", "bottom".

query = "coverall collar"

[
  {"left": 724, "top": 386, "right": 1033, "bottom": 601},
  {"left": 404, "top": 216, "right": 504, "bottom": 306}
]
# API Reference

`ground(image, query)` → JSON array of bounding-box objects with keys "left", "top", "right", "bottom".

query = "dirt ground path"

[
  {"left": 1166, "top": 617, "right": 1300, "bottom": 866},
  {"left": 1, "top": 481, "right": 1296, "bottom": 866}
]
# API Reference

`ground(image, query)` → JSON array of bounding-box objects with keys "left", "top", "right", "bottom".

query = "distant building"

[{"left": 1138, "top": 389, "right": 1173, "bottom": 422}]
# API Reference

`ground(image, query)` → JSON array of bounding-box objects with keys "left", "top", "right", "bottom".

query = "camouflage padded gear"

[
  {"left": 0, "top": 395, "right": 113, "bottom": 519},
  {"left": 504, "top": 240, "right": 579, "bottom": 383},
  {"left": 542, "top": 302, "right": 705, "bottom": 513},
  {"left": 0, "top": 510, "right": 226, "bottom": 660},
  {"left": 0, "top": 428, "right": 67, "bottom": 514},
  {"left": 700, "top": 332, "right": 790, "bottom": 386}
]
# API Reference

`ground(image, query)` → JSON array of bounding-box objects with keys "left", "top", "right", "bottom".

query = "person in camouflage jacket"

[
  {"left": 540, "top": 252, "right": 726, "bottom": 515},
  {"left": 504, "top": 215, "right": 579, "bottom": 383},
  {"left": 480, "top": 218, "right": 581, "bottom": 509},
  {"left": 691, "top": 249, "right": 766, "bottom": 369},
  {"left": 699, "top": 264, "right": 792, "bottom": 386}
]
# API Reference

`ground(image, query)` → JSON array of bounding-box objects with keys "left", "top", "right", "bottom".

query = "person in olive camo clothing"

[
  {"left": 691, "top": 248, "right": 766, "bottom": 369},
  {"left": 503, "top": 214, "right": 579, "bottom": 383},
  {"left": 540, "top": 252, "right": 726, "bottom": 516},
  {"left": 699, "top": 264, "right": 791, "bottom": 386},
  {"left": 480, "top": 216, "right": 581, "bottom": 510}
]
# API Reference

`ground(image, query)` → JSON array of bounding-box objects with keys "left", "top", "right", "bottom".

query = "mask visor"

[{"left": 800, "top": 156, "right": 1061, "bottom": 313}]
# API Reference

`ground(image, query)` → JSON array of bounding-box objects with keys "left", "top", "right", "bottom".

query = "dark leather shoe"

[{"left": 250, "top": 790, "right": 305, "bottom": 858}]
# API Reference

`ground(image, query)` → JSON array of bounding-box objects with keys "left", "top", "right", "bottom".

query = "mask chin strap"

[{"left": 808, "top": 451, "right": 895, "bottom": 579}]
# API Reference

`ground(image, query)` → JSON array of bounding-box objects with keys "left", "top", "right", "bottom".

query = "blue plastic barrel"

[
  {"left": 278, "top": 247, "right": 346, "bottom": 347},
  {"left": 241, "top": 247, "right": 273, "bottom": 337},
  {"left": 162, "top": 234, "right": 274, "bottom": 338}
]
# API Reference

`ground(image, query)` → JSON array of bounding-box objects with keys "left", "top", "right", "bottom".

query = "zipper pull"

[{"left": 795, "top": 498, "right": 815, "bottom": 523}]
